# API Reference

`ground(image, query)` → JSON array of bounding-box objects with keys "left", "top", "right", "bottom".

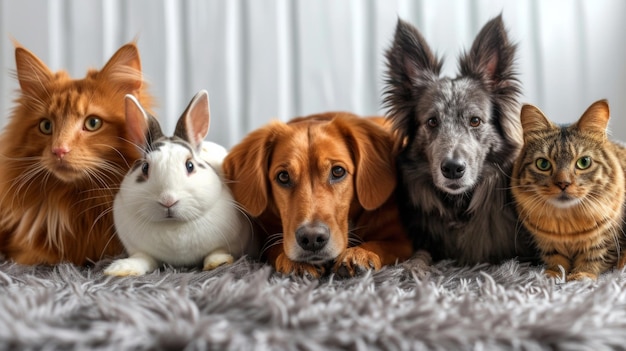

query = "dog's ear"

[
  {"left": 223, "top": 124, "right": 279, "bottom": 217},
  {"left": 519, "top": 104, "right": 557, "bottom": 143},
  {"left": 336, "top": 116, "right": 397, "bottom": 210},
  {"left": 459, "top": 14, "right": 523, "bottom": 147},
  {"left": 459, "top": 14, "right": 519, "bottom": 95},
  {"left": 383, "top": 18, "right": 443, "bottom": 142}
]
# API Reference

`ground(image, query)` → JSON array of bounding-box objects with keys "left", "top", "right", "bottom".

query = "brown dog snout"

[{"left": 296, "top": 222, "right": 330, "bottom": 252}]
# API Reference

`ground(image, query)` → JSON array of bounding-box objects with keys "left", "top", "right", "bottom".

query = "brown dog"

[{"left": 222, "top": 112, "right": 413, "bottom": 277}]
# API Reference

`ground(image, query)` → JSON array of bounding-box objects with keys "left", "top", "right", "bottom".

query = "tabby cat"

[
  {"left": 0, "top": 43, "right": 154, "bottom": 265},
  {"left": 512, "top": 100, "right": 626, "bottom": 281}
]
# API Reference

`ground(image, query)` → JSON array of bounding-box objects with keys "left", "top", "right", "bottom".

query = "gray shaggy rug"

[{"left": 2, "top": 252, "right": 626, "bottom": 351}]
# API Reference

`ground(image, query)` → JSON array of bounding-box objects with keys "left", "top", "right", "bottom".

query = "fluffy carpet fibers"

[{"left": 1, "top": 252, "right": 626, "bottom": 351}]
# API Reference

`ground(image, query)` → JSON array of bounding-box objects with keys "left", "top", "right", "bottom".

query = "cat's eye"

[
  {"left": 141, "top": 162, "right": 149, "bottom": 176},
  {"left": 39, "top": 119, "right": 53, "bottom": 135},
  {"left": 185, "top": 160, "right": 195, "bottom": 174},
  {"left": 427, "top": 117, "right": 438, "bottom": 128},
  {"left": 576, "top": 156, "right": 592, "bottom": 170},
  {"left": 276, "top": 171, "right": 290, "bottom": 185},
  {"left": 84, "top": 116, "right": 103, "bottom": 131},
  {"left": 330, "top": 166, "right": 346, "bottom": 181},
  {"left": 469, "top": 117, "right": 482, "bottom": 127},
  {"left": 535, "top": 158, "right": 552, "bottom": 171}
]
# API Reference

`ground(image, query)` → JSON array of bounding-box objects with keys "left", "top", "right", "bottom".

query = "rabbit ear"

[
  {"left": 175, "top": 90, "right": 210, "bottom": 151},
  {"left": 125, "top": 94, "right": 150, "bottom": 149},
  {"left": 125, "top": 94, "right": 163, "bottom": 151}
]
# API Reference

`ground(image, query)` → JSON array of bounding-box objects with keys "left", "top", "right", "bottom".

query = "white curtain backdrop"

[{"left": 1, "top": 0, "right": 625, "bottom": 148}]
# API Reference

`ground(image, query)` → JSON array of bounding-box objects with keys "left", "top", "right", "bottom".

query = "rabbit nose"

[
  {"left": 159, "top": 200, "right": 178, "bottom": 208},
  {"left": 159, "top": 195, "right": 178, "bottom": 208}
]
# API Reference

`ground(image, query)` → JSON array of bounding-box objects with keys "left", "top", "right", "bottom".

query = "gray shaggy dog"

[{"left": 383, "top": 15, "right": 538, "bottom": 264}]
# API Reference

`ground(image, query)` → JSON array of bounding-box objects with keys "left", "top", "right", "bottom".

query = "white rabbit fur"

[{"left": 105, "top": 90, "right": 255, "bottom": 276}]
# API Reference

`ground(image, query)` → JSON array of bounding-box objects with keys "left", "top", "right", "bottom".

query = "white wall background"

[{"left": 0, "top": 0, "right": 625, "bottom": 148}]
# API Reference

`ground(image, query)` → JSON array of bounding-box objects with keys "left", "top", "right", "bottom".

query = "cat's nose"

[
  {"left": 556, "top": 181, "right": 571, "bottom": 190},
  {"left": 52, "top": 147, "right": 70, "bottom": 159}
]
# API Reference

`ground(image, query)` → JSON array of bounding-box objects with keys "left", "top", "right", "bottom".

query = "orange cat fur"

[
  {"left": 0, "top": 42, "right": 154, "bottom": 265},
  {"left": 512, "top": 100, "right": 626, "bottom": 281}
]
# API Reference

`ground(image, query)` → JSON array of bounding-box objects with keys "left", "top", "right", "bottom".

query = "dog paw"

[
  {"left": 333, "top": 247, "right": 382, "bottom": 278},
  {"left": 203, "top": 251, "right": 234, "bottom": 271},
  {"left": 275, "top": 253, "right": 325, "bottom": 278}
]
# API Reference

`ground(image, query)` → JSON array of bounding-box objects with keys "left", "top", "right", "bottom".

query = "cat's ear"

[
  {"left": 14, "top": 45, "right": 54, "bottom": 95},
  {"left": 575, "top": 100, "right": 610, "bottom": 137},
  {"left": 174, "top": 90, "right": 210, "bottom": 151},
  {"left": 520, "top": 104, "right": 555, "bottom": 142},
  {"left": 101, "top": 43, "right": 143, "bottom": 91}
]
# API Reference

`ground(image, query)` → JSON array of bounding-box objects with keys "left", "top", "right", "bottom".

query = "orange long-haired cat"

[{"left": 0, "top": 42, "right": 154, "bottom": 265}]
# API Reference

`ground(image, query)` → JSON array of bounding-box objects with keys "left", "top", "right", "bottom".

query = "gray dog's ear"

[
  {"left": 383, "top": 18, "right": 443, "bottom": 142},
  {"left": 459, "top": 14, "right": 523, "bottom": 146},
  {"left": 458, "top": 14, "right": 518, "bottom": 93}
]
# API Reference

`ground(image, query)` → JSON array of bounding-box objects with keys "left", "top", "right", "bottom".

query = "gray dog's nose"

[
  {"left": 441, "top": 159, "right": 466, "bottom": 179},
  {"left": 296, "top": 223, "right": 330, "bottom": 252}
]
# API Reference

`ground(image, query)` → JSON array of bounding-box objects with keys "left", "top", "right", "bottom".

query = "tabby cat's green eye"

[
  {"left": 535, "top": 158, "right": 551, "bottom": 171},
  {"left": 84, "top": 116, "right": 103, "bottom": 131},
  {"left": 576, "top": 156, "right": 592, "bottom": 170},
  {"left": 39, "top": 119, "right": 53, "bottom": 135}
]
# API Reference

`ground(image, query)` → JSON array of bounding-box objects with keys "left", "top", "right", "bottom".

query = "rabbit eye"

[
  {"left": 141, "top": 162, "right": 149, "bottom": 176},
  {"left": 186, "top": 160, "right": 195, "bottom": 174}
]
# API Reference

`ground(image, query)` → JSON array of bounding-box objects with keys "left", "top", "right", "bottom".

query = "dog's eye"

[
  {"left": 535, "top": 158, "right": 551, "bottom": 171},
  {"left": 276, "top": 171, "right": 290, "bottom": 185},
  {"left": 427, "top": 117, "right": 438, "bottom": 128},
  {"left": 330, "top": 166, "right": 346, "bottom": 180},
  {"left": 141, "top": 162, "right": 150, "bottom": 176},
  {"left": 469, "top": 117, "right": 482, "bottom": 127}
]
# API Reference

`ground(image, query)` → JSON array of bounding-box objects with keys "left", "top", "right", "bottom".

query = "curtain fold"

[{"left": 1, "top": 0, "right": 625, "bottom": 148}]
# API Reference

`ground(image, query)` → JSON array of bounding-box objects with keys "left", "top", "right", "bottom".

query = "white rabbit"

[{"left": 104, "top": 90, "right": 256, "bottom": 276}]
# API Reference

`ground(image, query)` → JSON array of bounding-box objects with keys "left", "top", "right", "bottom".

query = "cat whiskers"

[{"left": 4, "top": 158, "right": 49, "bottom": 209}]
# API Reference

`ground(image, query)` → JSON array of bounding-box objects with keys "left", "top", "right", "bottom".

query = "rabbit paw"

[
  {"left": 203, "top": 251, "right": 234, "bottom": 270},
  {"left": 333, "top": 247, "right": 381, "bottom": 278},
  {"left": 104, "top": 253, "right": 158, "bottom": 276}
]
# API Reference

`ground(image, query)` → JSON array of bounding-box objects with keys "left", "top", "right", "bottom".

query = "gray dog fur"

[{"left": 384, "top": 15, "right": 537, "bottom": 264}]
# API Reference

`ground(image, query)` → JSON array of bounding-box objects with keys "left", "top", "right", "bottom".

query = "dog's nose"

[
  {"left": 296, "top": 223, "right": 330, "bottom": 252},
  {"left": 441, "top": 159, "right": 466, "bottom": 179}
]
